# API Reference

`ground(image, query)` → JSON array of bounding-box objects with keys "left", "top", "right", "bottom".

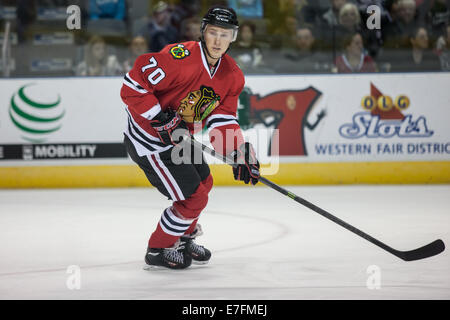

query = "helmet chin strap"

[
  {"left": 200, "top": 38, "right": 215, "bottom": 62},
  {"left": 200, "top": 36, "right": 231, "bottom": 65}
]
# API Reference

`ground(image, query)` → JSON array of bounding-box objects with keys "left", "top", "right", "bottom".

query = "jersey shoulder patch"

[{"left": 168, "top": 43, "right": 191, "bottom": 60}]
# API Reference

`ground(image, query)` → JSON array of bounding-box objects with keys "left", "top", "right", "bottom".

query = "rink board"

[
  {"left": 1, "top": 162, "right": 449, "bottom": 188},
  {"left": 0, "top": 73, "right": 449, "bottom": 187}
]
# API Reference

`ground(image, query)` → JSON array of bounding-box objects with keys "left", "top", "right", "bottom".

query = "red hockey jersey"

[{"left": 120, "top": 41, "right": 245, "bottom": 157}]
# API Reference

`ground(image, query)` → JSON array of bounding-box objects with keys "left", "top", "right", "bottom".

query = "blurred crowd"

[{"left": 0, "top": 0, "right": 449, "bottom": 77}]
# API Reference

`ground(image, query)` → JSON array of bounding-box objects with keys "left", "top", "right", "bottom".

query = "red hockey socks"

[{"left": 148, "top": 174, "right": 213, "bottom": 248}]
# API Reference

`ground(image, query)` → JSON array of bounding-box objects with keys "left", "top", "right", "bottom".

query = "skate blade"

[
  {"left": 143, "top": 264, "right": 193, "bottom": 271},
  {"left": 142, "top": 263, "right": 208, "bottom": 271},
  {"left": 192, "top": 260, "right": 210, "bottom": 265},
  {"left": 143, "top": 264, "right": 164, "bottom": 271}
]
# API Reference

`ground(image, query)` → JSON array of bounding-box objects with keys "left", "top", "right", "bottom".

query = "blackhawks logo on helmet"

[
  {"left": 177, "top": 86, "right": 220, "bottom": 123},
  {"left": 169, "top": 44, "right": 190, "bottom": 59}
]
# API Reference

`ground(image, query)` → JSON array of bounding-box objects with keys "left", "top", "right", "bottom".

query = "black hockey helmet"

[{"left": 201, "top": 5, "right": 239, "bottom": 41}]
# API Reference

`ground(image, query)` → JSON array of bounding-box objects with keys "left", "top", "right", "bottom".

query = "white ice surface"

[{"left": 0, "top": 185, "right": 449, "bottom": 300}]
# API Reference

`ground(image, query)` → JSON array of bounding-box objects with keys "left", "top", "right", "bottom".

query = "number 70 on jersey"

[{"left": 141, "top": 57, "right": 166, "bottom": 85}]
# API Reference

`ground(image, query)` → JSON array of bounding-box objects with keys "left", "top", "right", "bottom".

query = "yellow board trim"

[{"left": 0, "top": 161, "right": 449, "bottom": 188}]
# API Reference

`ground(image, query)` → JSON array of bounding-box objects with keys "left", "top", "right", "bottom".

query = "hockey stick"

[{"left": 183, "top": 136, "right": 445, "bottom": 262}]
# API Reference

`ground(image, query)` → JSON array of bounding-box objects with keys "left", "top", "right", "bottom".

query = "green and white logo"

[{"left": 9, "top": 83, "right": 64, "bottom": 143}]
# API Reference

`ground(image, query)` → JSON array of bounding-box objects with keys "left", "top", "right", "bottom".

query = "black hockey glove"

[
  {"left": 231, "top": 142, "right": 260, "bottom": 185},
  {"left": 150, "top": 110, "right": 188, "bottom": 145}
]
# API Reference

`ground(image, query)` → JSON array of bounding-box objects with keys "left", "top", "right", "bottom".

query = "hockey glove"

[
  {"left": 150, "top": 110, "right": 188, "bottom": 145},
  {"left": 231, "top": 142, "right": 260, "bottom": 185}
]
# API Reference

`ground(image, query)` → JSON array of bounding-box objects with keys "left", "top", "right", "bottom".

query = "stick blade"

[{"left": 396, "top": 239, "right": 445, "bottom": 261}]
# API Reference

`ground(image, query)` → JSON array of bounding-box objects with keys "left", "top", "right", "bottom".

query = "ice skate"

[
  {"left": 144, "top": 241, "right": 192, "bottom": 270},
  {"left": 180, "top": 225, "right": 211, "bottom": 264}
]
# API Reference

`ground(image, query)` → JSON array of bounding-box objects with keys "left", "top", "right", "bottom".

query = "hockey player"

[{"left": 120, "top": 5, "right": 260, "bottom": 269}]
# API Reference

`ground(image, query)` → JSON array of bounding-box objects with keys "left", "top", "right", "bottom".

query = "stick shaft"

[
  {"left": 185, "top": 136, "right": 445, "bottom": 261},
  {"left": 190, "top": 135, "right": 397, "bottom": 254}
]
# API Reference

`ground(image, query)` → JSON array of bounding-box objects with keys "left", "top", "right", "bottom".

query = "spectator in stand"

[
  {"left": 335, "top": 2, "right": 383, "bottom": 57},
  {"left": 436, "top": 24, "right": 450, "bottom": 70},
  {"left": 383, "top": 0, "right": 419, "bottom": 48},
  {"left": 170, "top": 0, "right": 202, "bottom": 34},
  {"left": 321, "top": 0, "right": 348, "bottom": 28},
  {"left": 389, "top": 26, "right": 441, "bottom": 72},
  {"left": 278, "top": 25, "right": 332, "bottom": 73},
  {"left": 139, "top": 1, "right": 179, "bottom": 53},
  {"left": 417, "top": 0, "right": 450, "bottom": 42},
  {"left": 75, "top": 35, "right": 123, "bottom": 76},
  {"left": 229, "top": 20, "right": 267, "bottom": 73},
  {"left": 320, "top": 2, "right": 362, "bottom": 50},
  {"left": 271, "top": 12, "right": 299, "bottom": 49},
  {"left": 335, "top": 32, "right": 377, "bottom": 72},
  {"left": 89, "top": 0, "right": 126, "bottom": 20},
  {"left": 122, "top": 36, "right": 149, "bottom": 72},
  {"left": 338, "top": 3, "right": 362, "bottom": 33},
  {"left": 179, "top": 16, "right": 201, "bottom": 42}
]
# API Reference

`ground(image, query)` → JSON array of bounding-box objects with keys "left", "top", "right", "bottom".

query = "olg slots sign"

[{"left": 339, "top": 88, "right": 434, "bottom": 139}]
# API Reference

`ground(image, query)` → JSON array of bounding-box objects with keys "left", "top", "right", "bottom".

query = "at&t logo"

[{"left": 9, "top": 83, "right": 65, "bottom": 143}]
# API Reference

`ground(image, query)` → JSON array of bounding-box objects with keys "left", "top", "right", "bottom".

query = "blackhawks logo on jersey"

[
  {"left": 177, "top": 86, "right": 220, "bottom": 123},
  {"left": 169, "top": 44, "right": 190, "bottom": 60}
]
